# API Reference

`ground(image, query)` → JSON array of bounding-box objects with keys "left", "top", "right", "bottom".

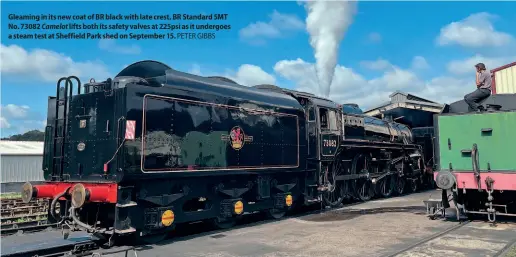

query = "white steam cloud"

[{"left": 304, "top": 1, "right": 357, "bottom": 97}]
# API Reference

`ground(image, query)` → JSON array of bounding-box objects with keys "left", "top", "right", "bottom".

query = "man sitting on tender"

[{"left": 464, "top": 63, "right": 492, "bottom": 112}]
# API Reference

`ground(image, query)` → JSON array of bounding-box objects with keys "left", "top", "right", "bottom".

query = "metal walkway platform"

[{"left": 1, "top": 230, "right": 94, "bottom": 257}]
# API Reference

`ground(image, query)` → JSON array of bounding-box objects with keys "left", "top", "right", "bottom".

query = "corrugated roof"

[
  {"left": 388, "top": 91, "right": 439, "bottom": 104},
  {"left": 491, "top": 62, "right": 516, "bottom": 73},
  {"left": 365, "top": 91, "right": 443, "bottom": 113},
  {"left": 0, "top": 141, "right": 44, "bottom": 155}
]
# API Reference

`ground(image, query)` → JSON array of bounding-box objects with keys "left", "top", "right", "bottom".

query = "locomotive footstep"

[
  {"left": 211, "top": 217, "right": 236, "bottom": 230},
  {"left": 266, "top": 208, "right": 287, "bottom": 219},
  {"left": 137, "top": 233, "right": 169, "bottom": 245}
]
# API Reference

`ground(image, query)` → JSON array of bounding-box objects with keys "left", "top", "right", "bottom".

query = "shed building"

[
  {"left": 0, "top": 141, "right": 44, "bottom": 193},
  {"left": 492, "top": 62, "right": 516, "bottom": 95},
  {"left": 363, "top": 91, "right": 444, "bottom": 128}
]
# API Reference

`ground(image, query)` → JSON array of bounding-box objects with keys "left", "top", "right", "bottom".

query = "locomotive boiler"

[
  {"left": 21, "top": 60, "right": 426, "bottom": 245},
  {"left": 341, "top": 103, "right": 413, "bottom": 145}
]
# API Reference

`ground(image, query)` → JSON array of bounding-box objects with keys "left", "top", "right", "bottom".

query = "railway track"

[
  {"left": 1, "top": 196, "right": 50, "bottom": 235},
  {"left": 382, "top": 219, "right": 516, "bottom": 257},
  {"left": 2, "top": 235, "right": 139, "bottom": 257},
  {"left": 494, "top": 237, "right": 516, "bottom": 257},
  {"left": 1, "top": 220, "right": 57, "bottom": 237},
  {"left": 382, "top": 220, "right": 471, "bottom": 257}
]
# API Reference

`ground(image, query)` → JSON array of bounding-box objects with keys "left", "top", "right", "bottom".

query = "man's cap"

[{"left": 475, "top": 63, "right": 486, "bottom": 69}]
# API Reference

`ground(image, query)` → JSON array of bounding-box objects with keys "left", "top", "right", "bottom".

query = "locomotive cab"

[
  {"left": 317, "top": 107, "right": 341, "bottom": 157},
  {"left": 287, "top": 93, "right": 342, "bottom": 160}
]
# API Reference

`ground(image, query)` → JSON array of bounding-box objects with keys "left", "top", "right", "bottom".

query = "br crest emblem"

[{"left": 222, "top": 126, "right": 253, "bottom": 150}]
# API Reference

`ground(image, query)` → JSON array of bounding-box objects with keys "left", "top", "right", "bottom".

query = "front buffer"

[{"left": 21, "top": 181, "right": 151, "bottom": 245}]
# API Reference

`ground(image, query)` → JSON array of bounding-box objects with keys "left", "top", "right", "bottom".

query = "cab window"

[
  {"left": 327, "top": 110, "right": 338, "bottom": 131},
  {"left": 308, "top": 107, "right": 315, "bottom": 121},
  {"left": 319, "top": 108, "right": 338, "bottom": 131}
]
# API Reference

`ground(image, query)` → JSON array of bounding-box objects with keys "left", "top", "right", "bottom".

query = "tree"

[{"left": 1, "top": 130, "right": 45, "bottom": 141}]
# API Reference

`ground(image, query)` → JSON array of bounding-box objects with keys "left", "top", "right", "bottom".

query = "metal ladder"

[{"left": 50, "top": 76, "right": 81, "bottom": 181}]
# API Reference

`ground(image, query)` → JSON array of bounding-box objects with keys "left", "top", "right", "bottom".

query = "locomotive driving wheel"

[
  {"left": 352, "top": 154, "right": 374, "bottom": 202},
  {"left": 356, "top": 180, "right": 373, "bottom": 201},
  {"left": 323, "top": 155, "right": 347, "bottom": 208},
  {"left": 409, "top": 178, "right": 419, "bottom": 192},
  {"left": 376, "top": 175, "right": 394, "bottom": 198},
  {"left": 395, "top": 176, "right": 406, "bottom": 195}
]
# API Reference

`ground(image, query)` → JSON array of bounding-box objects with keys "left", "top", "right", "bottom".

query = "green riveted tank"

[{"left": 436, "top": 110, "right": 516, "bottom": 172}]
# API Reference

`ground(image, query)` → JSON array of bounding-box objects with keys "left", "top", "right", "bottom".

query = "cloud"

[
  {"left": 369, "top": 67, "right": 422, "bottom": 91},
  {"left": 16, "top": 120, "right": 47, "bottom": 133},
  {"left": 446, "top": 54, "right": 516, "bottom": 75},
  {"left": 116, "top": 54, "right": 507, "bottom": 112},
  {"left": 418, "top": 76, "right": 472, "bottom": 105},
  {"left": 411, "top": 56, "right": 430, "bottom": 70},
  {"left": 273, "top": 58, "right": 474, "bottom": 110},
  {"left": 232, "top": 64, "right": 276, "bottom": 86},
  {"left": 98, "top": 39, "right": 141, "bottom": 55},
  {"left": 0, "top": 44, "right": 111, "bottom": 83},
  {"left": 274, "top": 58, "right": 380, "bottom": 108},
  {"left": 239, "top": 10, "right": 304, "bottom": 44},
  {"left": 360, "top": 58, "right": 393, "bottom": 71},
  {"left": 189, "top": 63, "right": 276, "bottom": 86},
  {"left": 0, "top": 117, "right": 11, "bottom": 129},
  {"left": 0, "top": 104, "right": 30, "bottom": 119},
  {"left": 0, "top": 104, "right": 46, "bottom": 135},
  {"left": 437, "top": 12, "right": 514, "bottom": 47},
  {"left": 368, "top": 32, "right": 382, "bottom": 43}
]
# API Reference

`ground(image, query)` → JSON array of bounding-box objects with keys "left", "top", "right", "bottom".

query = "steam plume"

[{"left": 304, "top": 1, "right": 357, "bottom": 97}]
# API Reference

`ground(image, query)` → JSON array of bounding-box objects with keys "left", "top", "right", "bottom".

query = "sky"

[{"left": 1, "top": 1, "right": 516, "bottom": 137}]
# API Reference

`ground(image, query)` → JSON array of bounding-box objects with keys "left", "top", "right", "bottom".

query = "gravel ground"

[
  {"left": 114, "top": 190, "right": 515, "bottom": 257},
  {"left": 3, "top": 190, "right": 515, "bottom": 257},
  {"left": 505, "top": 245, "right": 516, "bottom": 257},
  {"left": 102, "top": 190, "right": 490, "bottom": 257},
  {"left": 396, "top": 221, "right": 516, "bottom": 257}
]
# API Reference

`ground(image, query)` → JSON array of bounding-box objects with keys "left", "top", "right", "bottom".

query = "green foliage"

[
  {"left": 0, "top": 192, "right": 21, "bottom": 200},
  {"left": 1, "top": 130, "right": 45, "bottom": 141}
]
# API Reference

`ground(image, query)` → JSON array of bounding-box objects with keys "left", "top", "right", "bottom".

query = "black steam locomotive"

[{"left": 21, "top": 60, "right": 427, "bottom": 244}]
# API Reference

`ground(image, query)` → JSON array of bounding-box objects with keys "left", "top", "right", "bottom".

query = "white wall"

[{"left": 1, "top": 155, "right": 45, "bottom": 183}]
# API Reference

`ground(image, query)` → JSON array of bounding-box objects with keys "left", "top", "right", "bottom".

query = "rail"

[
  {"left": 381, "top": 220, "right": 471, "bottom": 257},
  {"left": 1, "top": 221, "right": 57, "bottom": 237},
  {"left": 1, "top": 196, "right": 51, "bottom": 236},
  {"left": 1, "top": 237, "right": 139, "bottom": 257}
]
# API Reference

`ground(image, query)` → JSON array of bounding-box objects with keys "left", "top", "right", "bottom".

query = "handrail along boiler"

[{"left": 21, "top": 60, "right": 427, "bottom": 244}]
